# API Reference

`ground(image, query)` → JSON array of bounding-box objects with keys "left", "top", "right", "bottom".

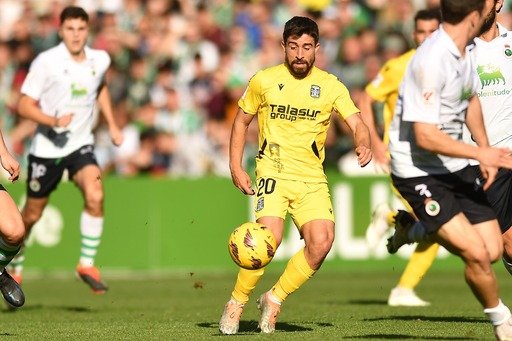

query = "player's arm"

[
  {"left": 17, "top": 95, "right": 72, "bottom": 128},
  {"left": 97, "top": 83, "right": 123, "bottom": 146},
  {"left": 344, "top": 112, "right": 372, "bottom": 167},
  {"left": 359, "top": 92, "right": 389, "bottom": 170},
  {"left": 229, "top": 108, "right": 255, "bottom": 195},
  {"left": 414, "top": 121, "right": 512, "bottom": 189}
]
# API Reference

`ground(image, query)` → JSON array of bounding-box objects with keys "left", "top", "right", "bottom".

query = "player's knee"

[
  {"left": 463, "top": 247, "right": 492, "bottom": 267},
  {"left": 310, "top": 236, "right": 334, "bottom": 258},
  {"left": 22, "top": 208, "right": 43, "bottom": 228},
  {"left": 1, "top": 219, "right": 25, "bottom": 245},
  {"left": 5, "top": 229, "right": 25, "bottom": 246},
  {"left": 488, "top": 244, "right": 503, "bottom": 264},
  {"left": 85, "top": 188, "right": 104, "bottom": 209}
]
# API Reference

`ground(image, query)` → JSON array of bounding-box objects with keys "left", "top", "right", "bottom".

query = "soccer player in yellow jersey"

[
  {"left": 219, "top": 16, "right": 372, "bottom": 334},
  {"left": 360, "top": 9, "right": 441, "bottom": 307}
]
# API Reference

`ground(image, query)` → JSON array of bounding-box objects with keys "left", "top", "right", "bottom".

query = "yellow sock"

[
  {"left": 397, "top": 242, "right": 439, "bottom": 289},
  {"left": 271, "top": 248, "right": 316, "bottom": 302},
  {"left": 386, "top": 211, "right": 396, "bottom": 226},
  {"left": 231, "top": 268, "right": 265, "bottom": 304}
]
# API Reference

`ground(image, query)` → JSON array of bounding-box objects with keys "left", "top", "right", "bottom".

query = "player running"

[
  {"left": 219, "top": 16, "right": 372, "bottom": 334},
  {"left": 361, "top": 9, "right": 441, "bottom": 306},
  {"left": 13, "top": 6, "right": 123, "bottom": 295}
]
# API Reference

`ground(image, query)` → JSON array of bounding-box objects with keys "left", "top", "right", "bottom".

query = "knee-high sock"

[
  {"left": 271, "top": 248, "right": 316, "bottom": 302},
  {"left": 79, "top": 211, "right": 104, "bottom": 267},
  {"left": 397, "top": 242, "right": 439, "bottom": 289},
  {"left": 0, "top": 237, "right": 21, "bottom": 273},
  {"left": 231, "top": 268, "right": 265, "bottom": 304}
]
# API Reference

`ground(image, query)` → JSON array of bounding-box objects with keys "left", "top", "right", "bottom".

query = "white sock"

[
  {"left": 268, "top": 290, "right": 282, "bottom": 305},
  {"left": 79, "top": 211, "right": 103, "bottom": 267},
  {"left": 484, "top": 299, "right": 512, "bottom": 326}
]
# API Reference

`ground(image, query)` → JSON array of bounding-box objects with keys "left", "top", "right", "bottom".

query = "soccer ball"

[{"left": 228, "top": 222, "right": 277, "bottom": 270}]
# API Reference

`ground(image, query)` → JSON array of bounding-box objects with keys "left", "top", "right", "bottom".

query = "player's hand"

[
  {"left": 0, "top": 152, "right": 20, "bottom": 182},
  {"left": 230, "top": 167, "right": 255, "bottom": 195},
  {"left": 56, "top": 113, "right": 74, "bottom": 128},
  {"left": 479, "top": 164, "right": 497, "bottom": 191},
  {"left": 109, "top": 125, "right": 124, "bottom": 146},
  {"left": 355, "top": 145, "right": 372, "bottom": 167},
  {"left": 478, "top": 147, "right": 512, "bottom": 170}
]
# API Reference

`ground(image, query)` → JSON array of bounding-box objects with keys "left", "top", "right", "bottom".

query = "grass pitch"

[{"left": 2, "top": 259, "right": 509, "bottom": 340}]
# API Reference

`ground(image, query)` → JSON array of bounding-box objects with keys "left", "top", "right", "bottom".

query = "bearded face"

[
  {"left": 478, "top": 4, "right": 496, "bottom": 35},
  {"left": 282, "top": 34, "right": 318, "bottom": 79}
]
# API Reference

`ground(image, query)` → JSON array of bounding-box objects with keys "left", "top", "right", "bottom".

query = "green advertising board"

[{"left": 5, "top": 173, "right": 449, "bottom": 272}]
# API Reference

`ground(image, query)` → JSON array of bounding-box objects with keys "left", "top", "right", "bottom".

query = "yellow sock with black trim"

[
  {"left": 386, "top": 211, "right": 396, "bottom": 226},
  {"left": 231, "top": 268, "right": 265, "bottom": 304},
  {"left": 271, "top": 248, "right": 316, "bottom": 302},
  {"left": 397, "top": 242, "right": 439, "bottom": 289}
]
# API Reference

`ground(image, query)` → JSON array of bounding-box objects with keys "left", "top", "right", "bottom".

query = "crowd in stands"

[{"left": 0, "top": 0, "right": 510, "bottom": 178}]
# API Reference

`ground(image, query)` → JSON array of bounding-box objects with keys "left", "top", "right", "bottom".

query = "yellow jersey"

[
  {"left": 365, "top": 49, "right": 415, "bottom": 144},
  {"left": 239, "top": 64, "right": 359, "bottom": 183}
]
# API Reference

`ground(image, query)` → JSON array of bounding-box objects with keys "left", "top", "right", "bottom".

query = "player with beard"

[
  {"left": 219, "top": 16, "right": 372, "bottom": 334},
  {"left": 385, "top": 0, "right": 512, "bottom": 339},
  {"left": 465, "top": 0, "right": 512, "bottom": 278}
]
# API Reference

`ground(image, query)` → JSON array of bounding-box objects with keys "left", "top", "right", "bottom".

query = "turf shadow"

[
  {"left": 3, "top": 304, "right": 92, "bottom": 313},
  {"left": 347, "top": 299, "right": 388, "bottom": 305},
  {"left": 198, "top": 320, "right": 317, "bottom": 334},
  {"left": 342, "top": 334, "right": 477, "bottom": 340},
  {"left": 364, "top": 315, "right": 487, "bottom": 323}
]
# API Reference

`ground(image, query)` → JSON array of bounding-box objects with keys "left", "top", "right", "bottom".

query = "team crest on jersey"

[
  {"left": 424, "top": 199, "right": 440, "bottom": 216},
  {"left": 422, "top": 89, "right": 435, "bottom": 104},
  {"left": 310, "top": 85, "right": 320, "bottom": 98},
  {"left": 505, "top": 44, "right": 512, "bottom": 58},
  {"left": 29, "top": 179, "right": 41, "bottom": 192},
  {"left": 256, "top": 197, "right": 264, "bottom": 212}
]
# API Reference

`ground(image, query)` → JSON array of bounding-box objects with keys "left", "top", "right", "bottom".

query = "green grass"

[{"left": 2, "top": 260, "right": 510, "bottom": 340}]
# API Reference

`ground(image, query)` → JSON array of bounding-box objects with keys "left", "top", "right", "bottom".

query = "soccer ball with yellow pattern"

[{"left": 228, "top": 222, "right": 277, "bottom": 270}]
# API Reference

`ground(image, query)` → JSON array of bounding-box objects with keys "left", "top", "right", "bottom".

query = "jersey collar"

[
  {"left": 438, "top": 25, "right": 463, "bottom": 59},
  {"left": 56, "top": 42, "right": 91, "bottom": 61}
]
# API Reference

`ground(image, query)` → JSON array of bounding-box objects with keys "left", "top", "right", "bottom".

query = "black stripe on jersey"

[
  {"left": 257, "top": 139, "right": 267, "bottom": 159},
  {"left": 311, "top": 142, "right": 320, "bottom": 159}
]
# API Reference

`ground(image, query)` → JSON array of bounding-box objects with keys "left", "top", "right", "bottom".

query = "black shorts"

[
  {"left": 476, "top": 167, "right": 512, "bottom": 233},
  {"left": 391, "top": 166, "right": 496, "bottom": 234},
  {"left": 27, "top": 145, "right": 98, "bottom": 198}
]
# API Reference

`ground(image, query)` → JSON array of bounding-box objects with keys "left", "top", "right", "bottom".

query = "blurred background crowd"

[{"left": 0, "top": 0, "right": 510, "bottom": 179}]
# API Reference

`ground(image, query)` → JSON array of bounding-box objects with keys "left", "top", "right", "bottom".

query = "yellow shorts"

[{"left": 253, "top": 177, "right": 334, "bottom": 228}]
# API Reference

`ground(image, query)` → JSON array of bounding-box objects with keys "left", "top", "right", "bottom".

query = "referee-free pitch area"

[{"left": 1, "top": 259, "right": 509, "bottom": 340}]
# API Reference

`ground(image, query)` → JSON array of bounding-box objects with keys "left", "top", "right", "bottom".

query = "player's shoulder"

[
  {"left": 36, "top": 44, "right": 63, "bottom": 61},
  {"left": 393, "top": 49, "right": 416, "bottom": 66},
  {"left": 249, "top": 64, "right": 288, "bottom": 86},
  {"left": 380, "top": 49, "right": 415, "bottom": 74},
  {"left": 85, "top": 46, "right": 111, "bottom": 64},
  {"left": 311, "top": 66, "right": 346, "bottom": 86},
  {"left": 256, "top": 64, "right": 287, "bottom": 78}
]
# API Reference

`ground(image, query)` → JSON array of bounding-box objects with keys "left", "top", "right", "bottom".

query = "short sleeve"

[
  {"left": 333, "top": 78, "right": 360, "bottom": 119},
  {"left": 238, "top": 72, "right": 263, "bottom": 115},
  {"left": 20, "top": 55, "right": 47, "bottom": 100},
  {"left": 402, "top": 60, "right": 443, "bottom": 124}
]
